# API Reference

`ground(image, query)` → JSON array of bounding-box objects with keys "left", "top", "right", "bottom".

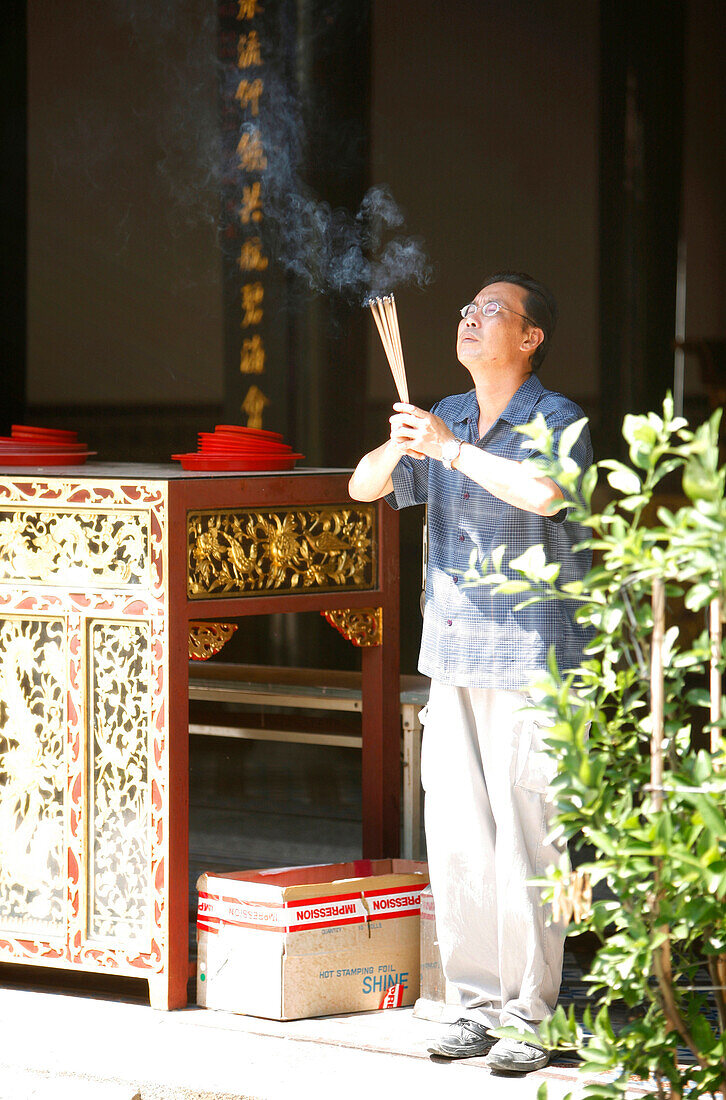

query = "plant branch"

[
  {"left": 651, "top": 923, "right": 708, "bottom": 1070},
  {"left": 708, "top": 954, "right": 726, "bottom": 1036}
]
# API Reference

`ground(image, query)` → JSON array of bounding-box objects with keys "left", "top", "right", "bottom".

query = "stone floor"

[{"left": 0, "top": 976, "right": 661, "bottom": 1100}]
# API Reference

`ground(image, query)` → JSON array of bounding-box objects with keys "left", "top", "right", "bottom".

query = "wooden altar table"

[{"left": 0, "top": 465, "right": 400, "bottom": 1009}]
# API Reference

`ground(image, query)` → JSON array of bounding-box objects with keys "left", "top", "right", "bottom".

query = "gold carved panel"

[
  {"left": 0, "top": 616, "right": 66, "bottom": 937},
  {"left": 189, "top": 621, "right": 238, "bottom": 660},
  {"left": 187, "top": 505, "right": 377, "bottom": 599},
  {"left": 321, "top": 607, "right": 383, "bottom": 647},
  {"left": 0, "top": 509, "right": 149, "bottom": 589},
  {"left": 88, "top": 620, "right": 151, "bottom": 943}
]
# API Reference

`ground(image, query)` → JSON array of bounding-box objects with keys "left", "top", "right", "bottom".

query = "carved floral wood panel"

[
  {"left": 88, "top": 620, "right": 151, "bottom": 944},
  {"left": 187, "top": 505, "right": 376, "bottom": 598},
  {"left": 0, "top": 616, "right": 66, "bottom": 937},
  {"left": 0, "top": 478, "right": 168, "bottom": 980},
  {"left": 0, "top": 479, "right": 166, "bottom": 602},
  {"left": 0, "top": 509, "right": 149, "bottom": 588}
]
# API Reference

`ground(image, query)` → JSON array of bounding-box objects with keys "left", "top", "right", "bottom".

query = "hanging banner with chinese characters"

[{"left": 217, "top": 0, "right": 292, "bottom": 432}]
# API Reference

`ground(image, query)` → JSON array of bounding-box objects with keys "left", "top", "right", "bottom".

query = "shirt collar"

[{"left": 452, "top": 373, "right": 545, "bottom": 428}]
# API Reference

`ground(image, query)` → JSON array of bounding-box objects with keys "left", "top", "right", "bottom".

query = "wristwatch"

[{"left": 441, "top": 438, "right": 464, "bottom": 470}]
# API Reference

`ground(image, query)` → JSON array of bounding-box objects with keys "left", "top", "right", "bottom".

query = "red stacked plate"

[
  {"left": 172, "top": 424, "right": 304, "bottom": 471},
  {"left": 0, "top": 425, "right": 97, "bottom": 466}
]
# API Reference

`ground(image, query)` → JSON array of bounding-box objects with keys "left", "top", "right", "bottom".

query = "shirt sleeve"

[{"left": 384, "top": 454, "right": 430, "bottom": 510}]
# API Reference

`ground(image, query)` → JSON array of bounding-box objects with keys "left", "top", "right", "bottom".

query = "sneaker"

[
  {"left": 427, "top": 1017, "right": 494, "bottom": 1058},
  {"left": 486, "top": 1038, "right": 550, "bottom": 1073}
]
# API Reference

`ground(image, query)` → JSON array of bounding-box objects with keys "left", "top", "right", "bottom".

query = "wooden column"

[
  {"left": 650, "top": 578, "right": 665, "bottom": 809},
  {"left": 0, "top": 0, "right": 26, "bottom": 434},
  {"left": 154, "top": 486, "right": 192, "bottom": 1011},
  {"left": 361, "top": 497, "right": 400, "bottom": 857},
  {"left": 710, "top": 595, "right": 722, "bottom": 758},
  {"left": 598, "top": 0, "right": 685, "bottom": 457}
]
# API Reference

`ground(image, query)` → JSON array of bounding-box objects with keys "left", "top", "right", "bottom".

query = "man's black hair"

[{"left": 480, "top": 271, "right": 558, "bottom": 372}]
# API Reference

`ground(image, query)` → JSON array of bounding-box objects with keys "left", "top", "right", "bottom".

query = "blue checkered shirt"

[{"left": 385, "top": 374, "right": 593, "bottom": 690}]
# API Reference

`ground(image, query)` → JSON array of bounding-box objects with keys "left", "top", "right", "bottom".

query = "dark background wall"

[
  {"left": 26, "top": 0, "right": 225, "bottom": 410},
  {"left": 683, "top": 0, "right": 726, "bottom": 347},
  {"left": 367, "top": 0, "right": 599, "bottom": 412},
  {"left": 25, "top": 0, "right": 601, "bottom": 419}
]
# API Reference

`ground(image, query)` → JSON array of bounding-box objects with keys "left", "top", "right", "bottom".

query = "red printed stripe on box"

[
  {"left": 363, "top": 885, "right": 425, "bottom": 921},
  {"left": 198, "top": 893, "right": 285, "bottom": 933},
  {"left": 197, "top": 892, "right": 223, "bottom": 934},
  {"left": 197, "top": 882, "right": 426, "bottom": 934},
  {"left": 379, "top": 983, "right": 406, "bottom": 1009},
  {"left": 284, "top": 897, "right": 368, "bottom": 931},
  {"left": 197, "top": 892, "right": 368, "bottom": 933}
]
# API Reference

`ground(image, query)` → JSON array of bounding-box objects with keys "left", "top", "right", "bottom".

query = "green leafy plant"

[{"left": 463, "top": 397, "right": 726, "bottom": 1098}]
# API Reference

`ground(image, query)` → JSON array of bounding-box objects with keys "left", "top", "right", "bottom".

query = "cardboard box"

[
  {"left": 414, "top": 886, "right": 461, "bottom": 1022},
  {"left": 196, "top": 859, "right": 429, "bottom": 1020}
]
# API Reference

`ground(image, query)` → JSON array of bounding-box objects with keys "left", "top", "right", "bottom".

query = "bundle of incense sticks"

[{"left": 368, "top": 294, "right": 409, "bottom": 403}]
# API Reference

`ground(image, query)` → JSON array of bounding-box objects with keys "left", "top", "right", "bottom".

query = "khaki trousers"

[{"left": 420, "top": 680, "right": 566, "bottom": 1036}]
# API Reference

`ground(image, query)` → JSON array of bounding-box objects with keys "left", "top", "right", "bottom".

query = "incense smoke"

[
  {"left": 55, "top": 1, "right": 433, "bottom": 300},
  {"left": 223, "top": 14, "right": 433, "bottom": 303},
  {"left": 264, "top": 178, "right": 433, "bottom": 302}
]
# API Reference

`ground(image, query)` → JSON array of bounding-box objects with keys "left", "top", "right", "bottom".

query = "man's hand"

[
  {"left": 348, "top": 402, "right": 435, "bottom": 502},
  {"left": 390, "top": 403, "right": 456, "bottom": 460}
]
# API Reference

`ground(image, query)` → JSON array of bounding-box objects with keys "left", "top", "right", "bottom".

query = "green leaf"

[
  {"left": 690, "top": 1013, "right": 717, "bottom": 1053},
  {"left": 690, "top": 794, "right": 726, "bottom": 838},
  {"left": 686, "top": 688, "right": 711, "bottom": 708},
  {"left": 622, "top": 413, "right": 657, "bottom": 450},
  {"left": 495, "top": 580, "right": 533, "bottom": 595},
  {"left": 604, "top": 465, "right": 642, "bottom": 496},
  {"left": 509, "top": 543, "right": 552, "bottom": 581},
  {"left": 491, "top": 544, "right": 506, "bottom": 572},
  {"left": 685, "top": 583, "right": 717, "bottom": 612},
  {"left": 582, "top": 465, "right": 598, "bottom": 502},
  {"left": 558, "top": 418, "right": 588, "bottom": 461}
]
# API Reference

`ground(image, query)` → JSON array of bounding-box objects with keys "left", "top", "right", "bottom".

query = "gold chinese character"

[
  {"left": 237, "top": 130, "right": 267, "bottom": 172},
  {"left": 235, "top": 77, "right": 263, "bottom": 116},
  {"left": 239, "top": 183, "right": 263, "bottom": 224},
  {"left": 242, "top": 384, "right": 269, "bottom": 429},
  {"left": 237, "top": 0, "right": 263, "bottom": 18},
  {"left": 241, "top": 282, "right": 264, "bottom": 326},
  {"left": 237, "top": 30, "right": 262, "bottom": 67},
  {"left": 240, "top": 334, "right": 266, "bottom": 374},
  {"left": 238, "top": 237, "right": 269, "bottom": 272}
]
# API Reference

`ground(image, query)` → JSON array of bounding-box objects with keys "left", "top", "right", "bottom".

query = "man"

[{"left": 348, "top": 272, "right": 592, "bottom": 1074}]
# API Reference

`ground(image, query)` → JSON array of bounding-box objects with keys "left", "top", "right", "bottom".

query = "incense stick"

[
  {"left": 389, "top": 296, "right": 407, "bottom": 402},
  {"left": 381, "top": 297, "right": 404, "bottom": 400},
  {"left": 379, "top": 298, "right": 401, "bottom": 392},
  {"left": 368, "top": 294, "right": 409, "bottom": 404}
]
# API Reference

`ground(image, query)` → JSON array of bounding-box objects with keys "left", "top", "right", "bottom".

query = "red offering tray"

[
  {"left": 197, "top": 438, "right": 293, "bottom": 454},
  {"left": 11, "top": 425, "right": 79, "bottom": 440},
  {"left": 0, "top": 424, "right": 94, "bottom": 465},
  {"left": 214, "top": 425, "right": 285, "bottom": 442},
  {"left": 172, "top": 453, "right": 304, "bottom": 471},
  {"left": 0, "top": 439, "right": 89, "bottom": 453},
  {"left": 199, "top": 446, "right": 293, "bottom": 456},
  {"left": 174, "top": 423, "right": 302, "bottom": 470},
  {"left": 0, "top": 452, "right": 96, "bottom": 466}
]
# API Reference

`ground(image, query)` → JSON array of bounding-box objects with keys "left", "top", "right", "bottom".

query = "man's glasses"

[{"left": 460, "top": 301, "right": 536, "bottom": 326}]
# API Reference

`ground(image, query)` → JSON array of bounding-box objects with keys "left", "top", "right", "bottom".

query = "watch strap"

[{"left": 441, "top": 438, "right": 463, "bottom": 470}]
